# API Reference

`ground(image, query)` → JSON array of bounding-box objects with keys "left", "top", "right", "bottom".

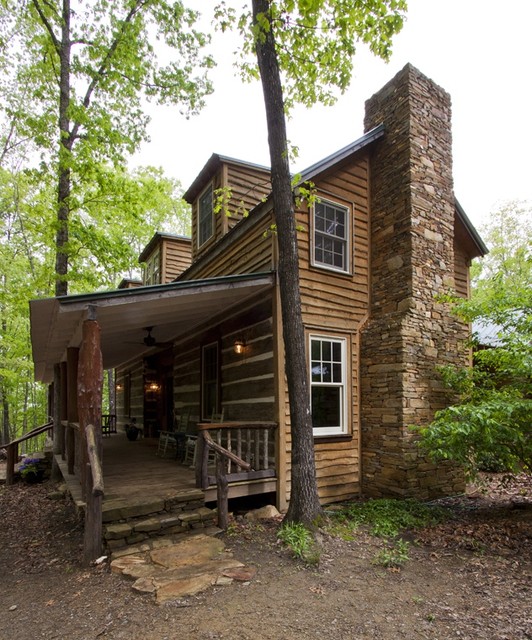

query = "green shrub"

[
  {"left": 278, "top": 522, "right": 321, "bottom": 565},
  {"left": 334, "top": 498, "right": 449, "bottom": 538}
]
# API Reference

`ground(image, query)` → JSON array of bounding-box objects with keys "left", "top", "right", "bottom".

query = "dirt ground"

[{"left": 0, "top": 473, "right": 530, "bottom": 640}]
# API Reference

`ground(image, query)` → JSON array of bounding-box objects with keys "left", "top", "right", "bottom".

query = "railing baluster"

[
  {"left": 254, "top": 430, "right": 260, "bottom": 472},
  {"left": 246, "top": 428, "right": 252, "bottom": 466},
  {"left": 263, "top": 428, "right": 268, "bottom": 470}
]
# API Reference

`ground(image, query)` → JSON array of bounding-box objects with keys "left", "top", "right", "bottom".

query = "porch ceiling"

[{"left": 30, "top": 272, "right": 275, "bottom": 383}]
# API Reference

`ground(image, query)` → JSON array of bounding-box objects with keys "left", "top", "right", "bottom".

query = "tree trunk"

[
  {"left": 252, "top": 0, "right": 322, "bottom": 525},
  {"left": 55, "top": 0, "right": 72, "bottom": 297},
  {"left": 0, "top": 380, "right": 10, "bottom": 445}
]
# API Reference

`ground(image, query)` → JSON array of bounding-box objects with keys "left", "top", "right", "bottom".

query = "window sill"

[
  {"left": 310, "top": 263, "right": 353, "bottom": 279},
  {"left": 313, "top": 434, "right": 353, "bottom": 444}
]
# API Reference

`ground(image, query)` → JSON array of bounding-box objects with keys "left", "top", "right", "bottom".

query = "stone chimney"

[{"left": 360, "top": 64, "right": 466, "bottom": 499}]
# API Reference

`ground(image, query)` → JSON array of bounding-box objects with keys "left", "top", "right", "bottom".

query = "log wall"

[{"left": 161, "top": 236, "right": 192, "bottom": 282}]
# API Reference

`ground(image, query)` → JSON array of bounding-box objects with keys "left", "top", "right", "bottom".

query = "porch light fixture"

[
  {"left": 234, "top": 339, "right": 245, "bottom": 355},
  {"left": 147, "top": 381, "right": 160, "bottom": 392},
  {"left": 115, "top": 383, "right": 123, "bottom": 392}
]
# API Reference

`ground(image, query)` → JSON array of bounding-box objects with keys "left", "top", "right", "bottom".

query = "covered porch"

[{"left": 29, "top": 271, "right": 280, "bottom": 561}]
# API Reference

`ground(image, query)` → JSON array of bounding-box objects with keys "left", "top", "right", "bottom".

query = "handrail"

[
  {"left": 3, "top": 421, "right": 53, "bottom": 486},
  {"left": 83, "top": 423, "right": 104, "bottom": 565},
  {"left": 197, "top": 421, "right": 277, "bottom": 431},
  {"left": 85, "top": 424, "right": 104, "bottom": 496},
  {"left": 203, "top": 430, "right": 251, "bottom": 530},
  {"left": 2, "top": 421, "right": 53, "bottom": 447}
]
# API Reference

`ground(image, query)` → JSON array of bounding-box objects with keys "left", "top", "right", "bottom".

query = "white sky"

[{"left": 132, "top": 0, "right": 532, "bottom": 230}]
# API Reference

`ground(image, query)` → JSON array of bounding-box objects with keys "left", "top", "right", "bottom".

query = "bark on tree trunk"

[
  {"left": 252, "top": 0, "right": 323, "bottom": 525},
  {"left": 78, "top": 312, "right": 104, "bottom": 497},
  {"left": 55, "top": 0, "right": 72, "bottom": 297}
]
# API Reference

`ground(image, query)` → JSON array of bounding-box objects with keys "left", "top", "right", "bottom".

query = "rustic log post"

[
  {"left": 60, "top": 361, "right": 68, "bottom": 458},
  {"left": 83, "top": 463, "right": 103, "bottom": 565},
  {"left": 66, "top": 347, "right": 79, "bottom": 475},
  {"left": 77, "top": 308, "right": 103, "bottom": 503},
  {"left": 51, "top": 364, "right": 62, "bottom": 481},
  {"left": 6, "top": 443, "right": 17, "bottom": 486},
  {"left": 216, "top": 455, "right": 229, "bottom": 530}
]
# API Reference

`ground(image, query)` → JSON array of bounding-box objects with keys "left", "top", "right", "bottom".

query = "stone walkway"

[{"left": 110, "top": 532, "right": 257, "bottom": 604}]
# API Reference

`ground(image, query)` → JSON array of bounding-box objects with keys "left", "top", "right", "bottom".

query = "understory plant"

[
  {"left": 334, "top": 498, "right": 449, "bottom": 538},
  {"left": 330, "top": 498, "right": 449, "bottom": 568},
  {"left": 18, "top": 457, "right": 46, "bottom": 482},
  {"left": 278, "top": 521, "right": 321, "bottom": 565}
]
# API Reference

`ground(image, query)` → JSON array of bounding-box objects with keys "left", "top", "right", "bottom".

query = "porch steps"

[
  {"left": 54, "top": 454, "right": 218, "bottom": 553},
  {"left": 103, "top": 492, "right": 219, "bottom": 553}
]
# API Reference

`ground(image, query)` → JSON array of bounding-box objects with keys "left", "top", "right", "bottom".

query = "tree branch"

[
  {"left": 70, "top": 0, "right": 149, "bottom": 143},
  {"left": 31, "top": 0, "right": 61, "bottom": 54}
]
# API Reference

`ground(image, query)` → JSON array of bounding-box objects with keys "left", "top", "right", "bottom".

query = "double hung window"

[
  {"left": 313, "top": 199, "right": 349, "bottom": 273},
  {"left": 198, "top": 184, "right": 214, "bottom": 247},
  {"left": 310, "top": 335, "right": 347, "bottom": 436}
]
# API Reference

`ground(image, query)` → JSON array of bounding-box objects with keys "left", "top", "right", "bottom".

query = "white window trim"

[
  {"left": 309, "top": 333, "right": 347, "bottom": 437},
  {"left": 198, "top": 183, "right": 214, "bottom": 248},
  {"left": 311, "top": 197, "right": 351, "bottom": 274}
]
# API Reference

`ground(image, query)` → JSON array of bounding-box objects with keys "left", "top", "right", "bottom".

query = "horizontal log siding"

[
  {"left": 284, "top": 156, "right": 370, "bottom": 505},
  {"left": 454, "top": 241, "right": 470, "bottom": 298},
  {"left": 225, "top": 164, "right": 272, "bottom": 230},
  {"left": 172, "top": 296, "right": 275, "bottom": 424},
  {"left": 162, "top": 237, "right": 192, "bottom": 282},
  {"left": 173, "top": 341, "right": 201, "bottom": 421},
  {"left": 188, "top": 210, "right": 276, "bottom": 280},
  {"left": 221, "top": 317, "right": 275, "bottom": 422},
  {"left": 115, "top": 361, "right": 144, "bottom": 427}
]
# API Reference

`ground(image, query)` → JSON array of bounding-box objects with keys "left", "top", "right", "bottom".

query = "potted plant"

[{"left": 125, "top": 418, "right": 141, "bottom": 441}]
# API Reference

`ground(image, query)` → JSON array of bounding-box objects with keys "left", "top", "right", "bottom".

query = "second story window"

[
  {"left": 144, "top": 249, "right": 160, "bottom": 285},
  {"left": 313, "top": 199, "right": 350, "bottom": 273},
  {"left": 198, "top": 184, "right": 214, "bottom": 247}
]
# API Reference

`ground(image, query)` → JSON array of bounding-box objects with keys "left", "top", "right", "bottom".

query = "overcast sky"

[{"left": 132, "top": 0, "right": 532, "bottom": 230}]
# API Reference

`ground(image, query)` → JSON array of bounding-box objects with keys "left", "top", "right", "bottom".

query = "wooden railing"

[
  {"left": 196, "top": 421, "right": 277, "bottom": 528},
  {"left": 83, "top": 423, "right": 104, "bottom": 564},
  {"left": 3, "top": 421, "right": 53, "bottom": 486},
  {"left": 59, "top": 420, "right": 104, "bottom": 564}
]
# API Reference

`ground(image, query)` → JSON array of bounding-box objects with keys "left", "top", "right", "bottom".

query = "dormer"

[
  {"left": 183, "top": 154, "right": 271, "bottom": 262},
  {"left": 138, "top": 232, "right": 192, "bottom": 285}
]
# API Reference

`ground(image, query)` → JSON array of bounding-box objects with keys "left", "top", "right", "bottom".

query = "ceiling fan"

[{"left": 127, "top": 326, "right": 171, "bottom": 348}]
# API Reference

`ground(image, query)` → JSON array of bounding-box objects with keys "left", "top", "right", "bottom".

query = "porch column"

[
  {"left": 51, "top": 363, "right": 62, "bottom": 482},
  {"left": 77, "top": 308, "right": 103, "bottom": 499},
  {"left": 60, "top": 361, "right": 68, "bottom": 458},
  {"left": 66, "top": 347, "right": 79, "bottom": 475}
]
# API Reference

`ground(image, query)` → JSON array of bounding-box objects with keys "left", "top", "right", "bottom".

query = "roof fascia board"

[
  {"left": 46, "top": 271, "right": 274, "bottom": 310},
  {"left": 455, "top": 199, "right": 489, "bottom": 256},
  {"left": 298, "top": 123, "right": 385, "bottom": 184}
]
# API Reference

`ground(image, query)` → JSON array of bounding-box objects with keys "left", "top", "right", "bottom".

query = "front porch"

[{"left": 55, "top": 426, "right": 278, "bottom": 552}]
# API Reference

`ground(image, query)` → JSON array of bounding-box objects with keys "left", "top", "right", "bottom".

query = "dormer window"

[
  {"left": 198, "top": 184, "right": 214, "bottom": 247},
  {"left": 312, "top": 198, "right": 350, "bottom": 273},
  {"left": 144, "top": 248, "right": 160, "bottom": 285}
]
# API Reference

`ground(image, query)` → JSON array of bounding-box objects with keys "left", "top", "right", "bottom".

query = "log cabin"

[{"left": 29, "top": 64, "right": 487, "bottom": 554}]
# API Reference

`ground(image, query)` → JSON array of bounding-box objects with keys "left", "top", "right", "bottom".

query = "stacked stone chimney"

[{"left": 360, "top": 64, "right": 467, "bottom": 498}]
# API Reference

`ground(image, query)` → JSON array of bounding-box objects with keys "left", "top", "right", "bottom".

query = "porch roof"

[{"left": 30, "top": 271, "right": 275, "bottom": 383}]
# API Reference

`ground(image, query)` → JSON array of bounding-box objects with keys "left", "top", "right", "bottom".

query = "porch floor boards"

[{"left": 56, "top": 431, "right": 198, "bottom": 510}]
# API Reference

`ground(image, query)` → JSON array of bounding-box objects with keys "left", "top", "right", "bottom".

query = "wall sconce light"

[
  {"left": 234, "top": 339, "right": 246, "bottom": 355},
  {"left": 146, "top": 381, "right": 160, "bottom": 392},
  {"left": 116, "top": 383, "right": 123, "bottom": 392}
]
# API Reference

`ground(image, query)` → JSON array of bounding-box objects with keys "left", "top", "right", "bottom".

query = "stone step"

[
  {"left": 102, "top": 488, "right": 205, "bottom": 522},
  {"left": 104, "top": 504, "right": 218, "bottom": 551}
]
